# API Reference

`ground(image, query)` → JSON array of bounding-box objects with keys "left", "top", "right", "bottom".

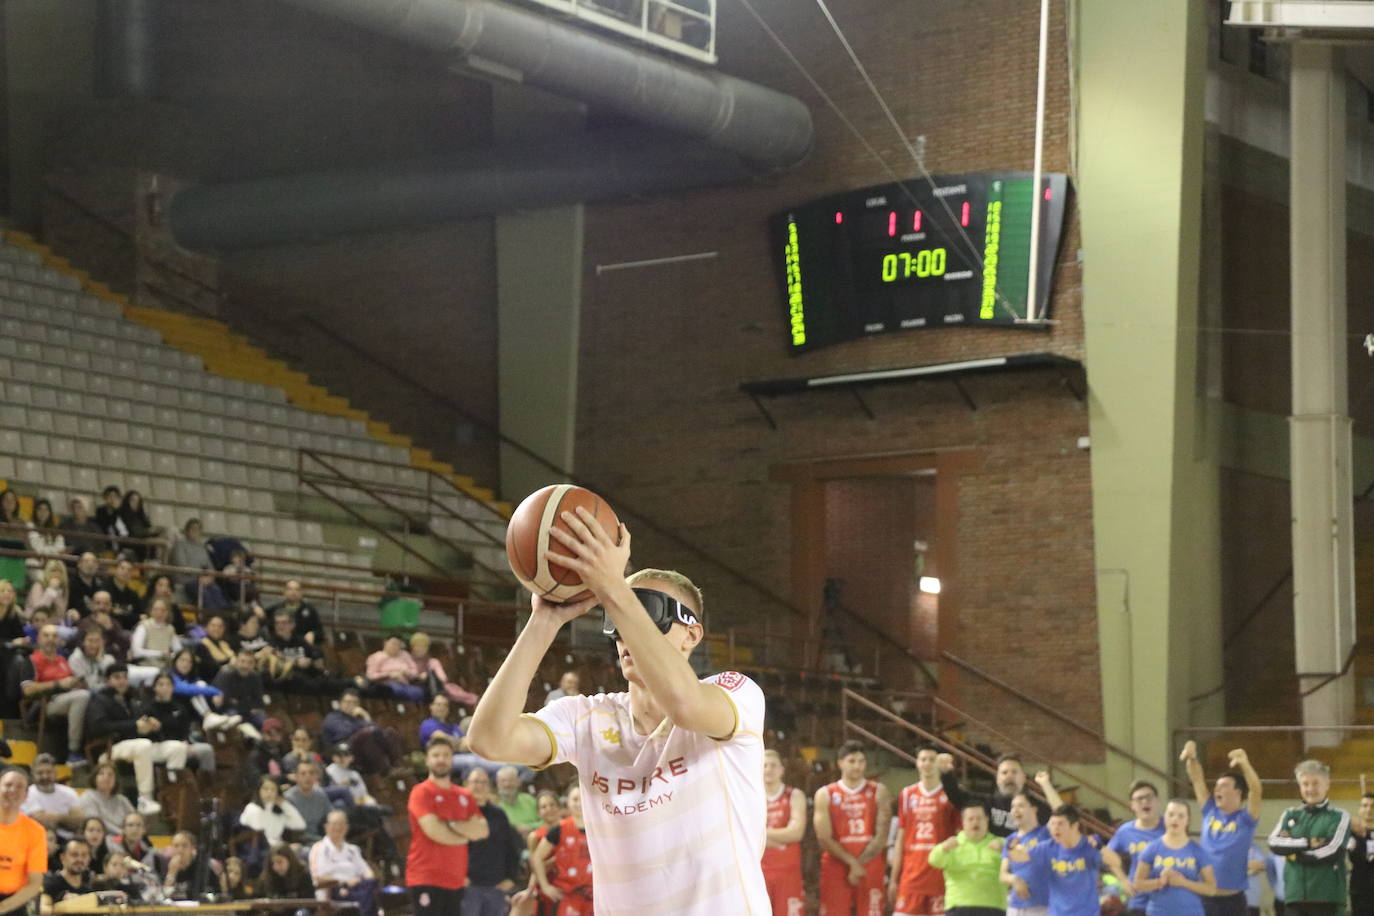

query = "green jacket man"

[
  {"left": 929, "top": 800, "right": 1008, "bottom": 912},
  {"left": 1267, "top": 759, "right": 1352, "bottom": 911}
]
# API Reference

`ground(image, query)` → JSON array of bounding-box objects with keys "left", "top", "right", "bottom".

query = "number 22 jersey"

[{"left": 896, "top": 781, "right": 960, "bottom": 893}]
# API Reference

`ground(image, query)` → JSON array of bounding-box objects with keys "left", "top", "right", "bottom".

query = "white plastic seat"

[
  {"left": 152, "top": 453, "right": 177, "bottom": 476},
  {"left": 105, "top": 421, "right": 129, "bottom": 443},
  {"left": 78, "top": 417, "right": 104, "bottom": 439},
  {"left": 5, "top": 382, "right": 32, "bottom": 406},
  {"left": 30, "top": 388, "right": 56, "bottom": 410},
  {"left": 201, "top": 483, "right": 226, "bottom": 506},
  {"left": 249, "top": 490, "right": 273, "bottom": 513},
  {"left": 251, "top": 516, "right": 276, "bottom": 542},
  {"left": 44, "top": 463, "right": 72, "bottom": 488},
  {"left": 71, "top": 466, "right": 99, "bottom": 493},
  {"left": 22, "top": 433, "right": 49, "bottom": 458},
  {"left": 126, "top": 449, "right": 154, "bottom": 473},
  {"left": 50, "top": 438, "right": 76, "bottom": 462},
  {"left": 0, "top": 405, "right": 25, "bottom": 427},
  {"left": 128, "top": 425, "right": 154, "bottom": 448},
  {"left": 176, "top": 480, "right": 202, "bottom": 505},
  {"left": 202, "top": 510, "right": 227, "bottom": 533},
  {"left": 124, "top": 473, "right": 152, "bottom": 495}
]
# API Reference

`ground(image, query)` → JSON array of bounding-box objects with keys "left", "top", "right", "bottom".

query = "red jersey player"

[
  {"left": 762, "top": 749, "right": 806, "bottom": 916},
  {"left": 814, "top": 740, "right": 893, "bottom": 916},
  {"left": 890, "top": 745, "right": 961, "bottom": 916}
]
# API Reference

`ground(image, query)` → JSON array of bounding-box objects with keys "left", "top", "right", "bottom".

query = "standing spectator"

[
  {"left": 221, "top": 550, "right": 262, "bottom": 617},
  {"left": 1000, "top": 789, "right": 1052, "bottom": 916},
  {"left": 544, "top": 671, "right": 580, "bottom": 706},
  {"left": 68, "top": 553, "right": 108, "bottom": 618},
  {"left": 761, "top": 748, "right": 806, "bottom": 916},
  {"left": 1181, "top": 742, "right": 1263, "bottom": 916},
  {"left": 1008, "top": 806, "right": 1102, "bottom": 916},
  {"left": 59, "top": 499, "right": 105, "bottom": 559},
  {"left": 928, "top": 800, "right": 1007, "bottom": 916},
  {"left": 25, "top": 500, "right": 66, "bottom": 577},
  {"left": 463, "top": 768, "right": 522, "bottom": 916},
  {"left": 239, "top": 776, "right": 307, "bottom": 849},
  {"left": 116, "top": 491, "right": 161, "bottom": 562},
  {"left": 78, "top": 762, "right": 135, "bottom": 834},
  {"left": 1350, "top": 794, "right": 1374, "bottom": 916},
  {"left": 0, "top": 489, "right": 29, "bottom": 559},
  {"left": 366, "top": 634, "right": 426, "bottom": 702},
  {"left": 20, "top": 754, "right": 84, "bottom": 836},
  {"left": 973, "top": 755, "right": 1052, "bottom": 839},
  {"left": 107, "top": 811, "right": 158, "bottom": 870},
  {"left": 0, "top": 580, "right": 29, "bottom": 651},
  {"left": 310, "top": 810, "right": 380, "bottom": 916},
  {"left": 95, "top": 486, "right": 125, "bottom": 548},
  {"left": 83, "top": 664, "right": 165, "bottom": 816},
  {"left": 407, "top": 734, "right": 489, "bottom": 916},
  {"left": 213, "top": 647, "right": 270, "bottom": 730},
  {"left": 40, "top": 837, "right": 93, "bottom": 909},
  {"left": 1268, "top": 760, "right": 1352, "bottom": 916},
  {"left": 130, "top": 598, "right": 182, "bottom": 668},
  {"left": 105, "top": 558, "right": 142, "bottom": 630},
  {"left": 265, "top": 580, "right": 324, "bottom": 645},
  {"left": 495, "top": 767, "right": 541, "bottom": 840},
  {"left": 167, "top": 519, "right": 213, "bottom": 586},
  {"left": 0, "top": 766, "right": 47, "bottom": 915},
  {"left": 1132, "top": 800, "right": 1218, "bottom": 916},
  {"left": 1105, "top": 781, "right": 1166, "bottom": 916},
  {"left": 530, "top": 785, "right": 591, "bottom": 916},
  {"left": 323, "top": 689, "right": 406, "bottom": 777},
  {"left": 21, "top": 623, "right": 91, "bottom": 764},
  {"left": 283, "top": 761, "right": 333, "bottom": 842},
  {"left": 409, "top": 632, "right": 479, "bottom": 707},
  {"left": 260, "top": 843, "right": 313, "bottom": 899}
]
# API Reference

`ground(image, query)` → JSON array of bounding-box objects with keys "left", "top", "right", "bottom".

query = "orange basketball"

[{"left": 505, "top": 484, "right": 621, "bottom": 603}]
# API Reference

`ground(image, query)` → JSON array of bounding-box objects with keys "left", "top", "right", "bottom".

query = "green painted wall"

[{"left": 1078, "top": 0, "right": 1220, "bottom": 788}]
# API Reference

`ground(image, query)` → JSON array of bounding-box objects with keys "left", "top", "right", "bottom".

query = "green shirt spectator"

[
  {"left": 929, "top": 807, "right": 1007, "bottom": 913},
  {"left": 495, "top": 765, "right": 541, "bottom": 838}
]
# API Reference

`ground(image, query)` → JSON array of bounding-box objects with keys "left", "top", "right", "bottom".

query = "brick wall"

[{"left": 574, "top": 0, "right": 1103, "bottom": 760}]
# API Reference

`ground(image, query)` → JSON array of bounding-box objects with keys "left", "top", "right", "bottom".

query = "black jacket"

[
  {"left": 85, "top": 686, "right": 143, "bottom": 742},
  {"left": 467, "top": 803, "right": 522, "bottom": 887}
]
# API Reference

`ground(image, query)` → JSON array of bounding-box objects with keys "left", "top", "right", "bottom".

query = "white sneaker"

[
  {"left": 137, "top": 796, "right": 162, "bottom": 816},
  {"left": 202, "top": 713, "right": 230, "bottom": 731},
  {"left": 166, "top": 768, "right": 179, "bottom": 783}
]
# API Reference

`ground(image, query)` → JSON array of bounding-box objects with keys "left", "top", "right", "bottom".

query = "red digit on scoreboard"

[{"left": 888, "top": 211, "right": 897, "bottom": 237}]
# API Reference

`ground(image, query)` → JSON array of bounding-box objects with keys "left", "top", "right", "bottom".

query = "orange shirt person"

[
  {"left": 814, "top": 740, "right": 893, "bottom": 916},
  {"left": 0, "top": 766, "right": 48, "bottom": 914}
]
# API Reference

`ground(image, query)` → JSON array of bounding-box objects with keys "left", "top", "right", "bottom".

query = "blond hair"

[{"left": 627, "top": 568, "right": 704, "bottom": 623}]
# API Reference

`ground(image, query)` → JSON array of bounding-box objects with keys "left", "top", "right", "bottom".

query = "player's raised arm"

[
  {"left": 549, "top": 508, "right": 735, "bottom": 738},
  {"left": 467, "top": 592, "right": 599, "bottom": 765},
  {"left": 1180, "top": 740, "right": 1210, "bottom": 807}
]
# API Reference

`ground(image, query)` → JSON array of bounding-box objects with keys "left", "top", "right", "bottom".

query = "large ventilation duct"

[
  {"left": 168, "top": 127, "right": 752, "bottom": 250},
  {"left": 275, "top": 0, "right": 814, "bottom": 170},
  {"left": 97, "top": 0, "right": 157, "bottom": 98}
]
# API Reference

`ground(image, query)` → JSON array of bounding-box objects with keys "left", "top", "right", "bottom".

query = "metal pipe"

[
  {"left": 99, "top": 0, "right": 157, "bottom": 99},
  {"left": 1024, "top": 0, "right": 1050, "bottom": 322},
  {"left": 273, "top": 0, "right": 812, "bottom": 169}
]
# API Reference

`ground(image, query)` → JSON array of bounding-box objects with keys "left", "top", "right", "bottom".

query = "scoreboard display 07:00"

[{"left": 772, "top": 171, "right": 1071, "bottom": 353}]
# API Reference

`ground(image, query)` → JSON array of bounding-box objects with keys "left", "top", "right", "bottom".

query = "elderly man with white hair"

[{"left": 1267, "top": 759, "right": 1352, "bottom": 916}]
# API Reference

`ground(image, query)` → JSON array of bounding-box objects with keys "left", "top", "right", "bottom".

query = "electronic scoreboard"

[{"left": 772, "top": 171, "right": 1071, "bottom": 353}]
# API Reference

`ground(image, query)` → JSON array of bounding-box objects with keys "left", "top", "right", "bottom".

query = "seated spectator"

[
  {"left": 264, "top": 580, "right": 325, "bottom": 645},
  {"left": 322, "top": 689, "right": 405, "bottom": 777},
  {"left": 21, "top": 623, "right": 91, "bottom": 764},
  {"left": 93, "top": 849, "right": 150, "bottom": 901},
  {"left": 69, "top": 627, "right": 157, "bottom": 693},
  {"left": 130, "top": 598, "right": 182, "bottom": 668},
  {"left": 21, "top": 753, "right": 85, "bottom": 837},
  {"left": 116, "top": 491, "right": 162, "bottom": 562},
  {"left": 420, "top": 694, "right": 526, "bottom": 783},
  {"left": 26, "top": 499, "right": 66, "bottom": 577},
  {"left": 282, "top": 727, "right": 327, "bottom": 781},
  {"left": 141, "top": 672, "right": 216, "bottom": 777},
  {"left": 0, "top": 488, "right": 31, "bottom": 568},
  {"left": 213, "top": 647, "right": 269, "bottom": 730},
  {"left": 95, "top": 485, "right": 124, "bottom": 546},
  {"left": 22, "top": 606, "right": 76, "bottom": 646},
  {"left": 183, "top": 572, "right": 231, "bottom": 614},
  {"left": 309, "top": 810, "right": 379, "bottom": 916},
  {"left": 0, "top": 578, "right": 30, "bottom": 652},
  {"left": 495, "top": 766, "right": 542, "bottom": 840},
  {"left": 408, "top": 632, "right": 478, "bottom": 707},
  {"left": 222, "top": 857, "right": 256, "bottom": 900},
  {"left": 158, "top": 830, "right": 219, "bottom": 901},
  {"left": 245, "top": 718, "right": 291, "bottom": 788},
  {"left": 60, "top": 498, "right": 106, "bottom": 560},
  {"left": 79, "top": 762, "right": 136, "bottom": 834},
  {"left": 41, "top": 837, "right": 95, "bottom": 909},
  {"left": 283, "top": 761, "right": 334, "bottom": 842},
  {"left": 325, "top": 744, "right": 376, "bottom": 807},
  {"left": 25, "top": 559, "right": 71, "bottom": 620},
  {"left": 170, "top": 647, "right": 248, "bottom": 738},
  {"left": 260, "top": 843, "right": 313, "bottom": 900},
  {"left": 68, "top": 553, "right": 109, "bottom": 619},
  {"left": 84, "top": 664, "right": 165, "bottom": 816},
  {"left": 78, "top": 595, "right": 132, "bottom": 662},
  {"left": 194, "top": 615, "right": 237, "bottom": 681},
  {"left": 463, "top": 768, "right": 522, "bottom": 912},
  {"left": 107, "top": 810, "right": 158, "bottom": 870},
  {"left": 264, "top": 610, "right": 346, "bottom": 695},
  {"left": 240, "top": 776, "right": 307, "bottom": 850},
  {"left": 81, "top": 815, "right": 111, "bottom": 875},
  {"left": 105, "top": 557, "right": 142, "bottom": 630},
  {"left": 236, "top": 613, "right": 269, "bottom": 653},
  {"left": 365, "top": 634, "right": 425, "bottom": 703},
  {"left": 141, "top": 575, "right": 187, "bottom": 634},
  {"left": 221, "top": 550, "right": 262, "bottom": 617},
  {"left": 167, "top": 518, "right": 213, "bottom": 586},
  {"left": 545, "top": 670, "right": 580, "bottom": 706}
]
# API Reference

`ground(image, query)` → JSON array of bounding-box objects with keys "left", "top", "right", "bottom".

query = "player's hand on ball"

[
  {"left": 546, "top": 506, "right": 631, "bottom": 596},
  {"left": 529, "top": 590, "right": 600, "bottom": 626}
]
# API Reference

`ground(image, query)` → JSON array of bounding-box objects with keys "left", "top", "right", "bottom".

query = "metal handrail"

[
  {"left": 942, "top": 650, "right": 1182, "bottom": 789},
  {"left": 841, "top": 688, "right": 1114, "bottom": 837}
]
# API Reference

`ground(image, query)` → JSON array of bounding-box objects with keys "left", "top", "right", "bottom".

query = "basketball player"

[
  {"left": 890, "top": 745, "right": 961, "bottom": 916},
  {"left": 467, "top": 508, "right": 770, "bottom": 914},
  {"left": 814, "top": 740, "right": 892, "bottom": 916},
  {"left": 762, "top": 749, "right": 806, "bottom": 916}
]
